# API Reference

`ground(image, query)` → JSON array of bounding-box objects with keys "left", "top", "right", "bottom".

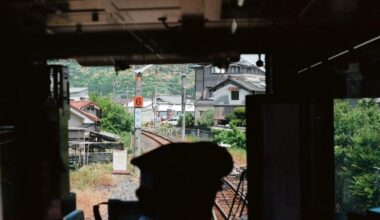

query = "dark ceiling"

[{"left": 0, "top": 0, "right": 379, "bottom": 70}]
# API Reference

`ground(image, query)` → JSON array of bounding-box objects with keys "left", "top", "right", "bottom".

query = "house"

[
  {"left": 126, "top": 95, "right": 195, "bottom": 123},
  {"left": 191, "top": 55, "right": 266, "bottom": 124},
  {"left": 209, "top": 75, "right": 265, "bottom": 124},
  {"left": 69, "top": 87, "right": 89, "bottom": 101},
  {"left": 155, "top": 95, "right": 195, "bottom": 121},
  {"left": 69, "top": 100, "right": 101, "bottom": 131},
  {"left": 127, "top": 98, "right": 155, "bottom": 123},
  {"left": 69, "top": 100, "right": 120, "bottom": 149}
]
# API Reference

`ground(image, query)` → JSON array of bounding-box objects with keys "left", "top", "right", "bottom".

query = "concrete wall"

[
  {"left": 69, "top": 113, "right": 83, "bottom": 128},
  {"left": 213, "top": 83, "right": 251, "bottom": 105},
  {"left": 195, "top": 67, "right": 220, "bottom": 100},
  {"left": 70, "top": 89, "right": 89, "bottom": 101}
]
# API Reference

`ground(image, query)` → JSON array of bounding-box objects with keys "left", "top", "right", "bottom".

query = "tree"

[
  {"left": 177, "top": 113, "right": 195, "bottom": 127},
  {"left": 197, "top": 109, "right": 214, "bottom": 127},
  {"left": 212, "top": 125, "right": 246, "bottom": 149},
  {"left": 225, "top": 107, "right": 246, "bottom": 127},
  {"left": 335, "top": 99, "right": 380, "bottom": 213},
  {"left": 90, "top": 94, "right": 133, "bottom": 134}
]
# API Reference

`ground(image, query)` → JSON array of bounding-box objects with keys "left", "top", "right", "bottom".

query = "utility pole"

[
  {"left": 181, "top": 66, "right": 186, "bottom": 140},
  {"left": 126, "top": 84, "right": 129, "bottom": 110},
  {"left": 153, "top": 66, "right": 157, "bottom": 127},
  {"left": 133, "top": 65, "right": 153, "bottom": 167},
  {"left": 134, "top": 72, "right": 142, "bottom": 161}
]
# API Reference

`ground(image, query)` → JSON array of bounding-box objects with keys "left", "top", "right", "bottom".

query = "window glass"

[
  {"left": 211, "top": 66, "right": 225, "bottom": 74},
  {"left": 229, "top": 66, "right": 240, "bottom": 73},
  {"left": 231, "top": 91, "right": 239, "bottom": 100}
]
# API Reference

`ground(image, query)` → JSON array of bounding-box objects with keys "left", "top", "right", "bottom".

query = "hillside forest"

[{"left": 48, "top": 59, "right": 195, "bottom": 100}]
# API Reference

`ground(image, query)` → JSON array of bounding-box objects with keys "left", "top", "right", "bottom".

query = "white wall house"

[
  {"left": 69, "top": 101, "right": 101, "bottom": 131},
  {"left": 155, "top": 95, "right": 195, "bottom": 121},
  {"left": 209, "top": 76, "right": 265, "bottom": 124},
  {"left": 156, "top": 104, "right": 195, "bottom": 121},
  {"left": 69, "top": 108, "right": 98, "bottom": 130},
  {"left": 191, "top": 55, "right": 266, "bottom": 125},
  {"left": 127, "top": 97, "right": 195, "bottom": 123},
  {"left": 127, "top": 99, "right": 155, "bottom": 123},
  {"left": 69, "top": 87, "right": 89, "bottom": 101}
]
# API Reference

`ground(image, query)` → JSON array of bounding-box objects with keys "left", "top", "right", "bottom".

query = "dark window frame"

[{"left": 231, "top": 91, "right": 239, "bottom": 100}]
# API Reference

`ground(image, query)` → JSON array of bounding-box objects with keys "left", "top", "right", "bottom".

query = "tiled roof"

[
  {"left": 70, "top": 100, "right": 96, "bottom": 109},
  {"left": 209, "top": 75, "right": 266, "bottom": 93},
  {"left": 70, "top": 101, "right": 100, "bottom": 122}
]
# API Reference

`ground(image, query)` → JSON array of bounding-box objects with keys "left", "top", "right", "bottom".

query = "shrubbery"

[
  {"left": 335, "top": 99, "right": 380, "bottom": 212},
  {"left": 91, "top": 94, "right": 134, "bottom": 149},
  {"left": 213, "top": 125, "right": 246, "bottom": 149},
  {"left": 197, "top": 109, "right": 214, "bottom": 127},
  {"left": 225, "top": 107, "right": 246, "bottom": 127},
  {"left": 177, "top": 112, "right": 195, "bottom": 127}
]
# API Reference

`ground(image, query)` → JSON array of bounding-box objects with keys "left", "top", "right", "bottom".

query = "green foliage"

[
  {"left": 197, "top": 109, "right": 214, "bottom": 127},
  {"left": 186, "top": 134, "right": 198, "bottom": 142},
  {"left": 48, "top": 59, "right": 195, "bottom": 99},
  {"left": 335, "top": 99, "right": 380, "bottom": 213},
  {"left": 212, "top": 126, "right": 246, "bottom": 149},
  {"left": 177, "top": 113, "right": 195, "bottom": 127},
  {"left": 120, "top": 131, "right": 133, "bottom": 153},
  {"left": 225, "top": 107, "right": 246, "bottom": 127},
  {"left": 91, "top": 94, "right": 133, "bottom": 134}
]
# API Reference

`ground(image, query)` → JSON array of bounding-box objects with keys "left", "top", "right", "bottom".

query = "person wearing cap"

[{"left": 131, "top": 142, "right": 233, "bottom": 220}]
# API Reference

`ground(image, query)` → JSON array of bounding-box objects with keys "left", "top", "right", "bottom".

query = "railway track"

[
  {"left": 141, "top": 129, "right": 248, "bottom": 220},
  {"left": 213, "top": 169, "right": 248, "bottom": 220},
  {"left": 141, "top": 129, "right": 173, "bottom": 146}
]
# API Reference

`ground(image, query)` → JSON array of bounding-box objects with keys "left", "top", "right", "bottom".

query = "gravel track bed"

[{"left": 109, "top": 175, "right": 140, "bottom": 201}]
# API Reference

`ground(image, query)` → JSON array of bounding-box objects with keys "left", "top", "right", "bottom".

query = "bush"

[
  {"left": 90, "top": 94, "right": 133, "bottom": 134},
  {"left": 197, "top": 109, "right": 214, "bottom": 127},
  {"left": 335, "top": 99, "right": 380, "bottom": 212},
  {"left": 225, "top": 107, "right": 246, "bottom": 127},
  {"left": 177, "top": 113, "right": 195, "bottom": 127},
  {"left": 212, "top": 125, "right": 246, "bottom": 149},
  {"left": 120, "top": 132, "right": 133, "bottom": 153}
]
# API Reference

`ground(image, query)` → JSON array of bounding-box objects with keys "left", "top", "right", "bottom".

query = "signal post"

[{"left": 134, "top": 72, "right": 143, "bottom": 175}]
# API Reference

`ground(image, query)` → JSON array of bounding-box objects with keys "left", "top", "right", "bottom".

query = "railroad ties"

[{"left": 214, "top": 169, "right": 248, "bottom": 220}]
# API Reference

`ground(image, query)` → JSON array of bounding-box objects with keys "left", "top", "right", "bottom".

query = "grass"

[
  {"left": 70, "top": 163, "right": 116, "bottom": 219},
  {"left": 70, "top": 163, "right": 115, "bottom": 191},
  {"left": 186, "top": 134, "right": 198, "bottom": 142},
  {"left": 227, "top": 148, "right": 247, "bottom": 167}
]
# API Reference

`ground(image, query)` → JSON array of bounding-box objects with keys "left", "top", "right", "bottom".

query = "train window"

[
  {"left": 334, "top": 98, "right": 380, "bottom": 215},
  {"left": 46, "top": 53, "right": 265, "bottom": 219}
]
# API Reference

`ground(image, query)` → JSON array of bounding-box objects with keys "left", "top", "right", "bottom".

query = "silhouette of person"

[{"left": 131, "top": 142, "right": 233, "bottom": 220}]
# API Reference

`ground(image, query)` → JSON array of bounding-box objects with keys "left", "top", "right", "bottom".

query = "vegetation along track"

[{"left": 141, "top": 130, "right": 248, "bottom": 220}]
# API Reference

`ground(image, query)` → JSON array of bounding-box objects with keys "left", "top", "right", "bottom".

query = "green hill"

[{"left": 48, "top": 59, "right": 195, "bottom": 100}]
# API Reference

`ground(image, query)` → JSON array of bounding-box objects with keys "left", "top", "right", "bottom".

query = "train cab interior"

[{"left": 1, "top": 0, "right": 380, "bottom": 219}]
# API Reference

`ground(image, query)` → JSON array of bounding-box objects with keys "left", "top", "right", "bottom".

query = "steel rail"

[
  {"left": 141, "top": 129, "right": 173, "bottom": 145},
  {"left": 222, "top": 178, "right": 248, "bottom": 205},
  {"left": 214, "top": 173, "right": 248, "bottom": 220}
]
